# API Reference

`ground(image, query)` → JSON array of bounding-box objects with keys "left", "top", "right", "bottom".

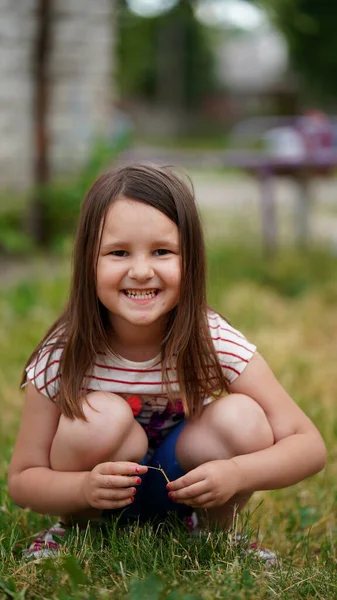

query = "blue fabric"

[{"left": 103, "top": 420, "right": 191, "bottom": 523}]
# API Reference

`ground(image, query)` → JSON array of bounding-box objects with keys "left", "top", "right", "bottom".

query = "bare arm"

[
  {"left": 228, "top": 353, "right": 327, "bottom": 492},
  {"left": 8, "top": 383, "right": 146, "bottom": 516},
  {"left": 168, "top": 353, "right": 326, "bottom": 509},
  {"left": 8, "top": 383, "right": 91, "bottom": 515}
]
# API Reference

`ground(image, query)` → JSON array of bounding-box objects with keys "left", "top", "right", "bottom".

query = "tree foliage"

[
  {"left": 116, "top": 0, "right": 217, "bottom": 109},
  {"left": 257, "top": 0, "right": 337, "bottom": 99}
]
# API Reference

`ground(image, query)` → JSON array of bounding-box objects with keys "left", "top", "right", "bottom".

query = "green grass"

[{"left": 0, "top": 243, "right": 336, "bottom": 599}]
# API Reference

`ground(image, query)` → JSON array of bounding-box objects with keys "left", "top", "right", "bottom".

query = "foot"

[
  {"left": 184, "top": 512, "right": 278, "bottom": 567},
  {"left": 246, "top": 540, "right": 278, "bottom": 566},
  {"left": 231, "top": 533, "right": 278, "bottom": 567},
  {"left": 23, "top": 521, "right": 67, "bottom": 560}
]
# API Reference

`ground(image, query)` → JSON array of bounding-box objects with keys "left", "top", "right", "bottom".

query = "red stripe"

[
  {"left": 72, "top": 387, "right": 170, "bottom": 398},
  {"left": 217, "top": 351, "right": 248, "bottom": 362},
  {"left": 222, "top": 364, "right": 240, "bottom": 376},
  {"left": 31, "top": 358, "right": 166, "bottom": 379},
  {"left": 208, "top": 324, "right": 246, "bottom": 340},
  {"left": 37, "top": 374, "right": 60, "bottom": 393},
  {"left": 211, "top": 336, "right": 253, "bottom": 351},
  {"left": 31, "top": 345, "right": 62, "bottom": 369},
  {"left": 89, "top": 374, "right": 178, "bottom": 386},
  {"left": 94, "top": 362, "right": 166, "bottom": 373},
  {"left": 34, "top": 359, "right": 60, "bottom": 379},
  {"left": 31, "top": 359, "right": 167, "bottom": 381},
  {"left": 30, "top": 347, "right": 51, "bottom": 369}
]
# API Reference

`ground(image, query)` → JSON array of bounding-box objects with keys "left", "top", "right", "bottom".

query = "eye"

[
  {"left": 153, "top": 249, "right": 171, "bottom": 256},
  {"left": 109, "top": 250, "right": 128, "bottom": 257}
]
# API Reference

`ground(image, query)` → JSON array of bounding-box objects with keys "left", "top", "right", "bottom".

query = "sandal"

[{"left": 23, "top": 521, "right": 67, "bottom": 559}]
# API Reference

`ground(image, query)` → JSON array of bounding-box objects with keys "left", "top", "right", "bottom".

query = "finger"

[
  {"left": 199, "top": 499, "right": 223, "bottom": 509},
  {"left": 96, "top": 496, "right": 135, "bottom": 510},
  {"left": 167, "top": 466, "right": 206, "bottom": 491},
  {"left": 175, "top": 492, "right": 213, "bottom": 508},
  {"left": 98, "top": 487, "right": 137, "bottom": 501},
  {"left": 99, "top": 475, "right": 143, "bottom": 489},
  {"left": 169, "top": 481, "right": 207, "bottom": 501},
  {"left": 98, "top": 462, "right": 148, "bottom": 476},
  {"left": 187, "top": 493, "right": 228, "bottom": 509},
  {"left": 187, "top": 492, "right": 213, "bottom": 507}
]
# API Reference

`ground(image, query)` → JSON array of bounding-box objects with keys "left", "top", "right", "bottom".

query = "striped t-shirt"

[{"left": 26, "top": 311, "right": 256, "bottom": 452}]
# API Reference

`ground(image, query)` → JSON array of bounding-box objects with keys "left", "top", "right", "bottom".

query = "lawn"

[{"left": 0, "top": 243, "right": 336, "bottom": 599}]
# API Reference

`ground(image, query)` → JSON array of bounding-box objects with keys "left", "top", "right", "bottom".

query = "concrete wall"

[
  {"left": 0, "top": 0, "right": 36, "bottom": 189},
  {"left": 0, "top": 0, "right": 115, "bottom": 190}
]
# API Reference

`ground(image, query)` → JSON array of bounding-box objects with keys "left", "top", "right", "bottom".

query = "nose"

[{"left": 128, "top": 256, "right": 154, "bottom": 282}]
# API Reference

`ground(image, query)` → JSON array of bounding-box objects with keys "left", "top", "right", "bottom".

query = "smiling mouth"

[{"left": 123, "top": 289, "right": 159, "bottom": 299}]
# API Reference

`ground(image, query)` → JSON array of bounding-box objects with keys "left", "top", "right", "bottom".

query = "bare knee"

[
  {"left": 50, "top": 392, "right": 148, "bottom": 470},
  {"left": 176, "top": 394, "right": 274, "bottom": 470},
  {"left": 207, "top": 394, "right": 274, "bottom": 456}
]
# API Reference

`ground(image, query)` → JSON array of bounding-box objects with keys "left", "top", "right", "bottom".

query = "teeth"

[{"left": 125, "top": 289, "right": 157, "bottom": 299}]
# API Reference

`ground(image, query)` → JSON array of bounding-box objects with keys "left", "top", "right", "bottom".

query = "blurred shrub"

[
  {"left": 117, "top": 1, "right": 217, "bottom": 110},
  {"left": 0, "top": 134, "right": 131, "bottom": 255},
  {"left": 0, "top": 206, "right": 35, "bottom": 254},
  {"left": 264, "top": 0, "right": 337, "bottom": 100},
  {"left": 207, "top": 244, "right": 337, "bottom": 301},
  {"left": 44, "top": 135, "right": 131, "bottom": 239}
]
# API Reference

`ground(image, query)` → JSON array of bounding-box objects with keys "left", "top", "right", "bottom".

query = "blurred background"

[
  {"left": 0, "top": 2, "right": 337, "bottom": 580},
  {"left": 1, "top": 0, "right": 337, "bottom": 259}
]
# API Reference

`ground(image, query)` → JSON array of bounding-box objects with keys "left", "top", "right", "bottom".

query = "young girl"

[{"left": 8, "top": 163, "right": 326, "bottom": 561}]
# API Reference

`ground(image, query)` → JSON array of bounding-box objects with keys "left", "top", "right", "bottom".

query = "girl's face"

[{"left": 96, "top": 197, "right": 181, "bottom": 335}]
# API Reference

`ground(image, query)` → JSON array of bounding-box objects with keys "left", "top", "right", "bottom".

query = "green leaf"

[
  {"left": 166, "top": 593, "right": 204, "bottom": 600},
  {"left": 57, "top": 592, "right": 74, "bottom": 600},
  {"left": 0, "top": 578, "right": 16, "bottom": 596},
  {"left": 61, "top": 555, "right": 88, "bottom": 588},
  {"left": 0, "top": 578, "right": 27, "bottom": 599},
  {"left": 165, "top": 592, "right": 180, "bottom": 600},
  {"left": 128, "top": 573, "right": 164, "bottom": 600}
]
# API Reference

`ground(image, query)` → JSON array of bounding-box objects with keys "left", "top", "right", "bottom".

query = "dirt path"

[
  {"left": 0, "top": 256, "right": 69, "bottom": 287},
  {"left": 190, "top": 172, "right": 337, "bottom": 248}
]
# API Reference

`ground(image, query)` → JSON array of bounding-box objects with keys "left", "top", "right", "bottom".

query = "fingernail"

[
  {"left": 135, "top": 466, "right": 140, "bottom": 473},
  {"left": 132, "top": 488, "right": 137, "bottom": 494},
  {"left": 166, "top": 483, "right": 171, "bottom": 489},
  {"left": 168, "top": 492, "right": 173, "bottom": 499},
  {"left": 130, "top": 496, "right": 134, "bottom": 502},
  {"left": 136, "top": 477, "right": 142, "bottom": 484}
]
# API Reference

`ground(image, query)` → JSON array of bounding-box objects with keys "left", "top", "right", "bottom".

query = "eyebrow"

[
  {"left": 101, "top": 240, "right": 180, "bottom": 251},
  {"left": 152, "top": 239, "right": 180, "bottom": 249}
]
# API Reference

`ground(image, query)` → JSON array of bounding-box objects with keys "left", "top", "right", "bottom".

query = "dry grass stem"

[
  {"left": 147, "top": 465, "right": 171, "bottom": 483},
  {"left": 1, "top": 245, "right": 336, "bottom": 597}
]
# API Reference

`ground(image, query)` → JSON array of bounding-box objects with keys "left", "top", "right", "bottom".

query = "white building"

[{"left": 0, "top": 0, "right": 115, "bottom": 190}]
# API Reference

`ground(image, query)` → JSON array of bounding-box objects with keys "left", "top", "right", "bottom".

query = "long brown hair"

[{"left": 22, "top": 164, "right": 228, "bottom": 419}]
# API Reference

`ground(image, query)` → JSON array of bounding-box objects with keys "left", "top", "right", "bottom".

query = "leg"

[
  {"left": 50, "top": 391, "right": 148, "bottom": 521},
  {"left": 175, "top": 394, "right": 274, "bottom": 528},
  {"left": 50, "top": 392, "right": 148, "bottom": 470}
]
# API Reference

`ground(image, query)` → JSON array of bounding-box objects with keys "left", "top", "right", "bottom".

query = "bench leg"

[
  {"left": 259, "top": 169, "right": 277, "bottom": 254},
  {"left": 294, "top": 173, "right": 310, "bottom": 247}
]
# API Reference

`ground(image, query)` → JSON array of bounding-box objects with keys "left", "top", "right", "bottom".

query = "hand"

[
  {"left": 166, "top": 460, "right": 240, "bottom": 509},
  {"left": 81, "top": 461, "right": 148, "bottom": 510}
]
